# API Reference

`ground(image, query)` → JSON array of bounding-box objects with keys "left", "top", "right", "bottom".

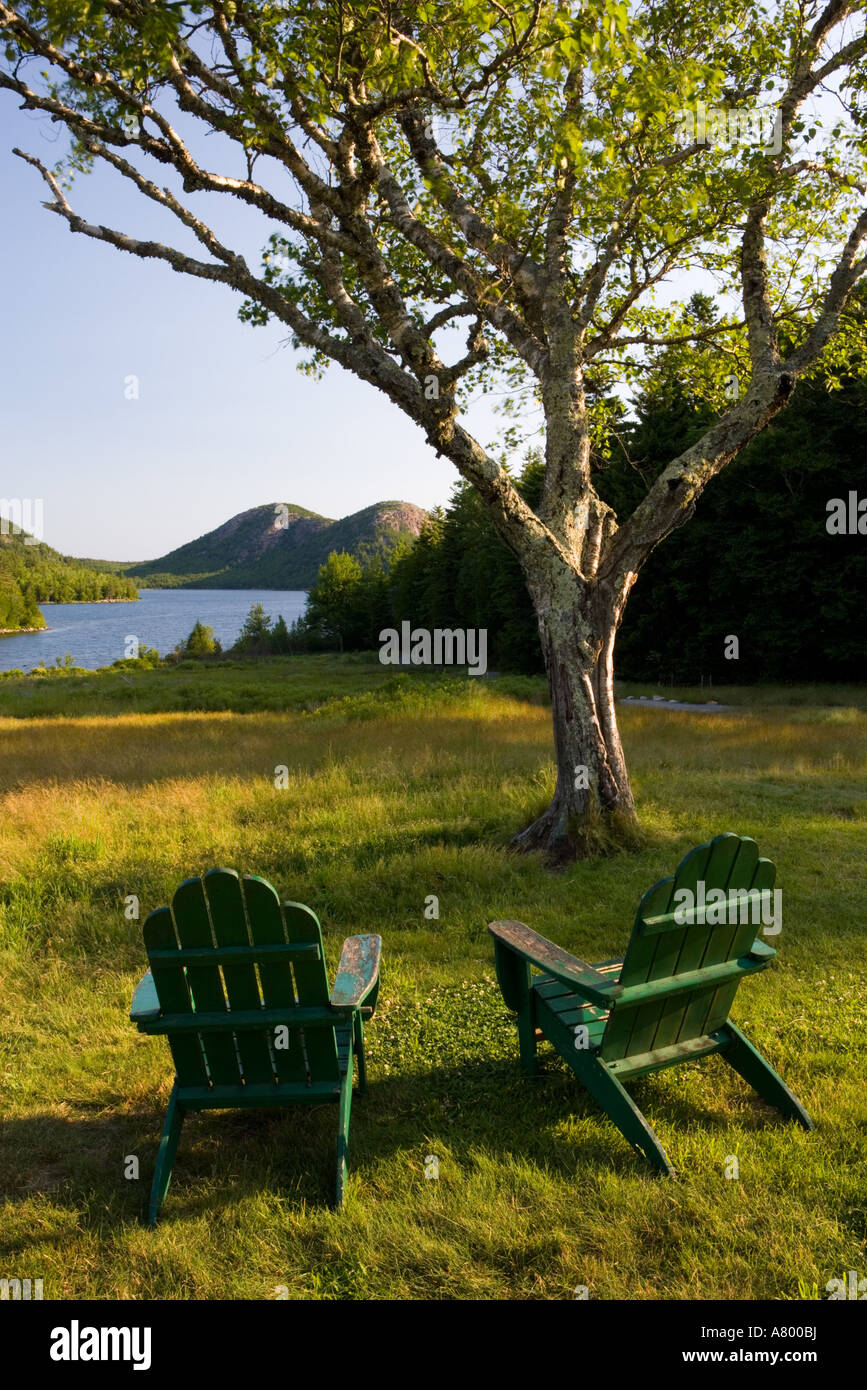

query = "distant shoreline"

[
  {"left": 0, "top": 596, "right": 138, "bottom": 637},
  {"left": 39, "top": 597, "right": 139, "bottom": 607},
  {"left": 136, "top": 586, "right": 310, "bottom": 594}
]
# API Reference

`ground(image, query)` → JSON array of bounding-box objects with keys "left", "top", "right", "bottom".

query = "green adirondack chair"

[
  {"left": 489, "top": 833, "right": 813, "bottom": 1175},
  {"left": 130, "top": 868, "right": 381, "bottom": 1222}
]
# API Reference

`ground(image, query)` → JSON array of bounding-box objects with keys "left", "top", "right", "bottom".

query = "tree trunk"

[{"left": 513, "top": 562, "right": 636, "bottom": 861}]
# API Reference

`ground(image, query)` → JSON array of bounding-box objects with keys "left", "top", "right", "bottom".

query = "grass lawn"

[{"left": 0, "top": 656, "right": 865, "bottom": 1300}]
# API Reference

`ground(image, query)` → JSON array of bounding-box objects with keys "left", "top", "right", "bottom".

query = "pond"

[{"left": 0, "top": 589, "right": 309, "bottom": 672}]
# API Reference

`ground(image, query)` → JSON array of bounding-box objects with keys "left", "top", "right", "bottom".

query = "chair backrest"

[
  {"left": 143, "top": 868, "right": 338, "bottom": 1088},
  {"left": 600, "top": 834, "right": 776, "bottom": 1062}
]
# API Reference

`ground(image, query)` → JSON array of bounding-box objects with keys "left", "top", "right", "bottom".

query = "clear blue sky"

[{"left": 0, "top": 100, "right": 492, "bottom": 562}]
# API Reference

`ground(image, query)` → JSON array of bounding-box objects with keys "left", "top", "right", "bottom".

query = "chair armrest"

[
  {"left": 330, "top": 935, "right": 382, "bottom": 1013},
  {"left": 747, "top": 939, "right": 777, "bottom": 963},
  {"left": 130, "top": 970, "right": 161, "bottom": 1025},
  {"left": 488, "top": 920, "right": 617, "bottom": 1007}
]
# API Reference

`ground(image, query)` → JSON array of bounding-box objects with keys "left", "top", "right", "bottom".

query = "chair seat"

[
  {"left": 532, "top": 966, "right": 730, "bottom": 1079},
  {"left": 533, "top": 976, "right": 608, "bottom": 1047},
  {"left": 177, "top": 1079, "right": 343, "bottom": 1108},
  {"left": 532, "top": 958, "right": 622, "bottom": 1047}
]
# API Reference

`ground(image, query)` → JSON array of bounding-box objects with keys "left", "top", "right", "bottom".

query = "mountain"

[
  {"left": 0, "top": 526, "right": 138, "bottom": 633},
  {"left": 112, "top": 500, "right": 429, "bottom": 589}
]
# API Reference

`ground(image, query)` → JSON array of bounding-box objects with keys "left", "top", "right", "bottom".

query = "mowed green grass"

[{"left": 0, "top": 660, "right": 865, "bottom": 1300}]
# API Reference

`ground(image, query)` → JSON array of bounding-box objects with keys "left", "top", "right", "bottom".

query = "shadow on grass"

[{"left": 0, "top": 1053, "right": 793, "bottom": 1242}]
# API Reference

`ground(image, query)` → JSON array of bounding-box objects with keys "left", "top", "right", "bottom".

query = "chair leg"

[
  {"left": 354, "top": 1013, "right": 367, "bottom": 1094},
  {"left": 335, "top": 1035, "right": 354, "bottom": 1208},
  {"left": 720, "top": 1022, "right": 814, "bottom": 1130},
  {"left": 148, "top": 1081, "right": 185, "bottom": 1227},
  {"left": 517, "top": 993, "right": 539, "bottom": 1078},
  {"left": 573, "top": 1054, "right": 676, "bottom": 1176}
]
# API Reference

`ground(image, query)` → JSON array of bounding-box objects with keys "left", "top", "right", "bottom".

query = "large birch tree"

[{"left": 2, "top": 0, "right": 866, "bottom": 857}]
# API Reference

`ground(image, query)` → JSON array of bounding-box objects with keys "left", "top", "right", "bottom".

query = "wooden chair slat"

[
  {"left": 142, "top": 907, "right": 208, "bottom": 1088},
  {"left": 703, "top": 857, "right": 778, "bottom": 1035},
  {"left": 172, "top": 876, "right": 241, "bottom": 1087},
  {"left": 285, "top": 902, "right": 339, "bottom": 1083},
  {"left": 242, "top": 874, "right": 308, "bottom": 1084},
  {"left": 204, "top": 870, "right": 276, "bottom": 1086}
]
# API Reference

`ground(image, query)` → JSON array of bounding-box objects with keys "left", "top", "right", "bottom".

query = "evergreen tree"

[
  {"left": 233, "top": 602, "right": 273, "bottom": 655},
  {"left": 270, "top": 615, "right": 291, "bottom": 654},
  {"left": 182, "top": 620, "right": 221, "bottom": 656},
  {"left": 305, "top": 552, "right": 365, "bottom": 650}
]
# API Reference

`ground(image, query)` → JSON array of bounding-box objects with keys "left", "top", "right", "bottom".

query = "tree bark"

[{"left": 513, "top": 559, "right": 636, "bottom": 861}]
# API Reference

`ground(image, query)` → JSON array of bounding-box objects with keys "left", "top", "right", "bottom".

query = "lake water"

[{"left": 0, "top": 589, "right": 309, "bottom": 673}]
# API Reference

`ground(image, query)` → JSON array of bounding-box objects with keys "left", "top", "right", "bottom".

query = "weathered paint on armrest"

[
  {"left": 488, "top": 920, "right": 616, "bottom": 1006},
  {"left": 330, "top": 935, "right": 382, "bottom": 1012},
  {"left": 130, "top": 970, "right": 161, "bottom": 1024}
]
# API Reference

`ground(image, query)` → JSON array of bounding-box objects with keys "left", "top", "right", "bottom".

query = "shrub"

[{"left": 181, "top": 620, "right": 221, "bottom": 656}]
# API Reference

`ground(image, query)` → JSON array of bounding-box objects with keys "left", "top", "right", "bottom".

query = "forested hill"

[
  {"left": 109, "top": 500, "right": 428, "bottom": 589},
  {"left": 0, "top": 528, "right": 138, "bottom": 632}
]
